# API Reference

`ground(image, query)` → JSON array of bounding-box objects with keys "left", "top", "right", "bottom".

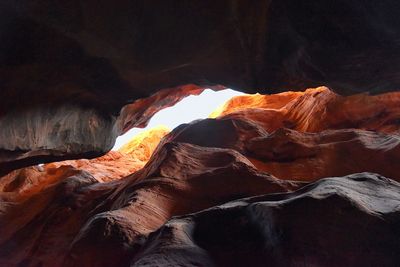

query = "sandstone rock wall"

[
  {"left": 1, "top": 1, "right": 400, "bottom": 173},
  {"left": 1, "top": 88, "right": 399, "bottom": 266}
]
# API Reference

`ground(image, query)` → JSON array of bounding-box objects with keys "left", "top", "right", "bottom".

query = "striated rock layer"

[
  {"left": 0, "top": 125, "right": 170, "bottom": 203},
  {"left": 0, "top": 142, "right": 299, "bottom": 267},
  {"left": 212, "top": 87, "right": 400, "bottom": 134},
  {"left": 2, "top": 86, "right": 399, "bottom": 176},
  {"left": 133, "top": 173, "right": 400, "bottom": 267},
  {"left": 169, "top": 118, "right": 400, "bottom": 181},
  {"left": 2, "top": 0, "right": 400, "bottom": 173},
  {"left": 47, "top": 125, "right": 170, "bottom": 182},
  {"left": 0, "top": 85, "right": 199, "bottom": 176},
  {"left": 0, "top": 88, "right": 400, "bottom": 266}
]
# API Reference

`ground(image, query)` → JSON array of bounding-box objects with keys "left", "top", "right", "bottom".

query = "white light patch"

[{"left": 112, "top": 89, "right": 244, "bottom": 150}]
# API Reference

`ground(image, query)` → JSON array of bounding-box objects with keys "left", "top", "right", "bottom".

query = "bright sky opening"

[{"left": 112, "top": 89, "right": 245, "bottom": 150}]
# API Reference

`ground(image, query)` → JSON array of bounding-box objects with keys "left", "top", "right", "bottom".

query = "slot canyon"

[{"left": 1, "top": 1, "right": 400, "bottom": 267}]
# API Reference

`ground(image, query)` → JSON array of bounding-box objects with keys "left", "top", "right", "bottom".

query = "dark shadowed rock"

[
  {"left": 132, "top": 173, "right": 400, "bottom": 267},
  {"left": 1, "top": 1, "right": 400, "bottom": 172}
]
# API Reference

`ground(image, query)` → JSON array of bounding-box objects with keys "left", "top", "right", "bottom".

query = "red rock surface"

[
  {"left": 0, "top": 126, "right": 169, "bottom": 203},
  {"left": 2, "top": 1, "right": 400, "bottom": 173},
  {"left": 118, "top": 125, "right": 170, "bottom": 160},
  {"left": 0, "top": 142, "right": 299, "bottom": 267},
  {"left": 212, "top": 87, "right": 400, "bottom": 134},
  {"left": 45, "top": 125, "right": 170, "bottom": 182},
  {"left": 168, "top": 118, "right": 400, "bottom": 182},
  {"left": 0, "top": 87, "right": 400, "bottom": 266},
  {"left": 0, "top": 85, "right": 200, "bottom": 176},
  {"left": 1, "top": 3, "right": 400, "bottom": 265},
  {"left": 133, "top": 173, "right": 400, "bottom": 267}
]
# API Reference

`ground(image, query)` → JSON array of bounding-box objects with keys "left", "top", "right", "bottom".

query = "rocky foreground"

[{"left": 1, "top": 88, "right": 400, "bottom": 266}]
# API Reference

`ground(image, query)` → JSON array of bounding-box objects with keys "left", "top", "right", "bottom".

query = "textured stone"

[
  {"left": 0, "top": 142, "right": 298, "bottom": 267},
  {"left": 0, "top": 85, "right": 199, "bottom": 176},
  {"left": 2, "top": 1, "right": 400, "bottom": 172},
  {"left": 1, "top": 84, "right": 400, "bottom": 266},
  {"left": 0, "top": 125, "right": 169, "bottom": 203},
  {"left": 213, "top": 87, "right": 400, "bottom": 134},
  {"left": 167, "top": 118, "right": 400, "bottom": 181},
  {"left": 132, "top": 173, "right": 400, "bottom": 267},
  {"left": 118, "top": 125, "right": 170, "bottom": 160}
]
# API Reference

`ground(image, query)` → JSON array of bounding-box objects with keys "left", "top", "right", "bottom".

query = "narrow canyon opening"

[
  {"left": 1, "top": 85, "right": 400, "bottom": 267},
  {"left": 113, "top": 88, "right": 244, "bottom": 150},
  {"left": 1, "top": 2, "right": 400, "bottom": 266}
]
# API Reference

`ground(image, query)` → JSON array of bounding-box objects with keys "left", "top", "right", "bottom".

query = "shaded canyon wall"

[{"left": 0, "top": 88, "right": 399, "bottom": 266}]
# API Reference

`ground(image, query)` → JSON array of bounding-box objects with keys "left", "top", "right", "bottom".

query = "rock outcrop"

[
  {"left": 212, "top": 87, "right": 400, "bottom": 134},
  {"left": 1, "top": 2, "right": 400, "bottom": 265},
  {"left": 0, "top": 125, "right": 169, "bottom": 202},
  {"left": 0, "top": 142, "right": 299, "bottom": 267},
  {"left": 118, "top": 125, "right": 170, "bottom": 160},
  {"left": 46, "top": 125, "right": 170, "bottom": 182},
  {"left": 1, "top": 87, "right": 399, "bottom": 266},
  {"left": 0, "top": 85, "right": 200, "bottom": 176},
  {"left": 2, "top": 1, "right": 400, "bottom": 172},
  {"left": 168, "top": 118, "right": 400, "bottom": 181},
  {"left": 133, "top": 173, "right": 400, "bottom": 267}
]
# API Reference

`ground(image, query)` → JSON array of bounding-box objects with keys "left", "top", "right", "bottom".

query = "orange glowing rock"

[
  {"left": 0, "top": 125, "right": 171, "bottom": 201},
  {"left": 0, "top": 165, "right": 81, "bottom": 202},
  {"left": 1, "top": 87, "right": 400, "bottom": 266},
  {"left": 118, "top": 125, "right": 170, "bottom": 161},
  {"left": 46, "top": 125, "right": 170, "bottom": 182},
  {"left": 212, "top": 87, "right": 400, "bottom": 134},
  {"left": 62, "top": 142, "right": 299, "bottom": 267},
  {"left": 45, "top": 151, "right": 143, "bottom": 183},
  {"left": 209, "top": 90, "right": 304, "bottom": 118}
]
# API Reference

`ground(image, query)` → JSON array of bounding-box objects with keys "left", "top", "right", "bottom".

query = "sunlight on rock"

[{"left": 113, "top": 88, "right": 244, "bottom": 150}]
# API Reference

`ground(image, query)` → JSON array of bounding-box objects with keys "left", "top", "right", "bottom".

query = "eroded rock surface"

[
  {"left": 133, "top": 173, "right": 400, "bottom": 267},
  {"left": 0, "top": 125, "right": 169, "bottom": 203},
  {"left": 213, "top": 87, "right": 400, "bottom": 134},
  {"left": 168, "top": 118, "right": 400, "bottom": 181},
  {"left": 1, "top": 88, "right": 400, "bottom": 266},
  {"left": 0, "top": 142, "right": 298, "bottom": 267},
  {"left": 47, "top": 125, "right": 170, "bottom": 182},
  {"left": 0, "top": 85, "right": 199, "bottom": 176},
  {"left": 2, "top": 1, "right": 400, "bottom": 172},
  {"left": 1, "top": 1, "right": 400, "bottom": 264}
]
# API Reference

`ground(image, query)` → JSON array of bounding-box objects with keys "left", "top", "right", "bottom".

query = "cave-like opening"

[{"left": 113, "top": 88, "right": 244, "bottom": 150}]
